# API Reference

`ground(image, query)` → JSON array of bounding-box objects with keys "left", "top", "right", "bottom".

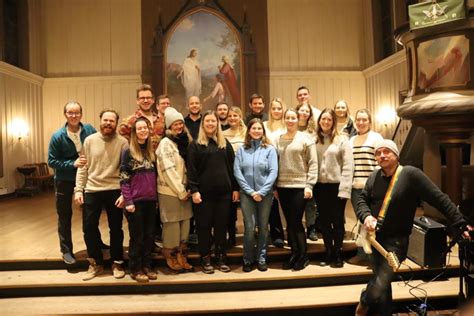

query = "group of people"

[{"left": 48, "top": 84, "right": 471, "bottom": 315}]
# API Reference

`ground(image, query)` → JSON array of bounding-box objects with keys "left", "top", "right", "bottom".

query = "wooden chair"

[{"left": 25, "top": 162, "right": 54, "bottom": 191}]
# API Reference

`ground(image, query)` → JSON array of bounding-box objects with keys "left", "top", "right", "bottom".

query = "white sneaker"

[{"left": 112, "top": 262, "right": 125, "bottom": 279}]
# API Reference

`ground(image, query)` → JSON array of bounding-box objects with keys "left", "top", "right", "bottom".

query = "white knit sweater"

[{"left": 316, "top": 134, "right": 353, "bottom": 199}]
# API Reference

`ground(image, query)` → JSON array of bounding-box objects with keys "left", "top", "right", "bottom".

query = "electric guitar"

[{"left": 356, "top": 229, "right": 400, "bottom": 272}]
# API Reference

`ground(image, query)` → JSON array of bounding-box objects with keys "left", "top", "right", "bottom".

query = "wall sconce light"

[
  {"left": 10, "top": 118, "right": 29, "bottom": 141},
  {"left": 376, "top": 106, "right": 397, "bottom": 127}
]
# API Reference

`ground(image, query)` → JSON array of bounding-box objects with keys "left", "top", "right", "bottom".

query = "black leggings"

[
  {"left": 313, "top": 183, "right": 346, "bottom": 251},
  {"left": 278, "top": 188, "right": 307, "bottom": 256},
  {"left": 194, "top": 194, "right": 231, "bottom": 257}
]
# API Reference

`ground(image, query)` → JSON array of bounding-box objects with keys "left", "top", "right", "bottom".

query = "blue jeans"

[{"left": 240, "top": 192, "right": 273, "bottom": 265}]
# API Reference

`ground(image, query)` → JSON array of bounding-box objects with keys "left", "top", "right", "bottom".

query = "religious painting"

[
  {"left": 417, "top": 35, "right": 470, "bottom": 91},
  {"left": 165, "top": 10, "right": 242, "bottom": 113}
]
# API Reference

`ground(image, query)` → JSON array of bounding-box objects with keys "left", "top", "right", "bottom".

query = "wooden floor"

[{"left": 0, "top": 191, "right": 362, "bottom": 262}]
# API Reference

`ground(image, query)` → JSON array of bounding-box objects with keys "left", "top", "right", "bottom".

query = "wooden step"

[
  {"left": 0, "top": 277, "right": 461, "bottom": 315},
  {"left": 0, "top": 256, "right": 460, "bottom": 298}
]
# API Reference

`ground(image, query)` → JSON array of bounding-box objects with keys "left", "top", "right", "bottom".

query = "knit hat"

[
  {"left": 375, "top": 139, "right": 400, "bottom": 157},
  {"left": 165, "top": 107, "right": 184, "bottom": 129}
]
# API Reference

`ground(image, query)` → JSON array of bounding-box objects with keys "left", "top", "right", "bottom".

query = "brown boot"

[
  {"left": 177, "top": 242, "right": 194, "bottom": 272},
  {"left": 162, "top": 248, "right": 184, "bottom": 273}
]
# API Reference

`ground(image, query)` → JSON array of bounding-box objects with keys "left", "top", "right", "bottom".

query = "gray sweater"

[{"left": 316, "top": 134, "right": 353, "bottom": 199}]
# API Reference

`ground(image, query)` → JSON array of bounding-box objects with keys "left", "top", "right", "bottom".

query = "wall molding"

[
  {"left": 258, "top": 70, "right": 364, "bottom": 79},
  {"left": 0, "top": 62, "right": 44, "bottom": 85},
  {"left": 362, "top": 50, "right": 406, "bottom": 78},
  {"left": 43, "top": 75, "right": 142, "bottom": 85}
]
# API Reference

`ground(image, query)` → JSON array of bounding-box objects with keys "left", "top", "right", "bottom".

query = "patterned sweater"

[
  {"left": 120, "top": 147, "right": 157, "bottom": 206},
  {"left": 275, "top": 131, "right": 318, "bottom": 190}
]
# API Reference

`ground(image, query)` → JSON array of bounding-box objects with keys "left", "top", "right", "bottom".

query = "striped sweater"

[{"left": 349, "top": 131, "right": 383, "bottom": 189}]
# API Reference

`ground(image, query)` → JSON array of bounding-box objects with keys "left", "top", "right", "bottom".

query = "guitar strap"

[{"left": 377, "top": 165, "right": 403, "bottom": 227}]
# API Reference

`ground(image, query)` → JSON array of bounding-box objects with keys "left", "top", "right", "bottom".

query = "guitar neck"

[{"left": 367, "top": 234, "right": 389, "bottom": 258}]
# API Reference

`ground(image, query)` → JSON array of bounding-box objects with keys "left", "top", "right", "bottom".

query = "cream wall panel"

[
  {"left": 42, "top": 75, "right": 142, "bottom": 153},
  {"left": 265, "top": 71, "right": 366, "bottom": 113},
  {"left": 43, "top": 0, "right": 141, "bottom": 77},
  {"left": 0, "top": 62, "right": 44, "bottom": 194},
  {"left": 363, "top": 51, "right": 407, "bottom": 138},
  {"left": 267, "top": 0, "right": 366, "bottom": 72}
]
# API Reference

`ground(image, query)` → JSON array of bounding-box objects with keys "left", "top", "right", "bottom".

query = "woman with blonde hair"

[
  {"left": 263, "top": 98, "right": 286, "bottom": 143},
  {"left": 334, "top": 100, "right": 357, "bottom": 137},
  {"left": 276, "top": 109, "right": 318, "bottom": 271},
  {"left": 263, "top": 98, "right": 286, "bottom": 248},
  {"left": 314, "top": 108, "right": 353, "bottom": 268},
  {"left": 222, "top": 106, "right": 247, "bottom": 247},
  {"left": 347, "top": 108, "right": 383, "bottom": 265},
  {"left": 120, "top": 118, "right": 157, "bottom": 282},
  {"left": 187, "top": 111, "right": 239, "bottom": 274},
  {"left": 156, "top": 107, "right": 194, "bottom": 273}
]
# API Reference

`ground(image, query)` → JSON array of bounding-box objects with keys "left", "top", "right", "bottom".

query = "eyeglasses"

[
  {"left": 66, "top": 112, "right": 81, "bottom": 117},
  {"left": 138, "top": 97, "right": 154, "bottom": 101}
]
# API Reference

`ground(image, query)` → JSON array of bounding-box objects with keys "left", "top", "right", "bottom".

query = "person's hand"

[
  {"left": 364, "top": 215, "right": 378, "bottom": 232},
  {"left": 74, "top": 192, "right": 84, "bottom": 205},
  {"left": 192, "top": 192, "right": 202, "bottom": 204},
  {"left": 273, "top": 190, "right": 279, "bottom": 200},
  {"left": 232, "top": 191, "right": 240, "bottom": 203},
  {"left": 74, "top": 154, "right": 87, "bottom": 168},
  {"left": 251, "top": 192, "right": 262, "bottom": 202},
  {"left": 115, "top": 195, "right": 125, "bottom": 208},
  {"left": 303, "top": 188, "right": 313, "bottom": 199},
  {"left": 125, "top": 204, "right": 135, "bottom": 213},
  {"left": 462, "top": 224, "right": 474, "bottom": 240}
]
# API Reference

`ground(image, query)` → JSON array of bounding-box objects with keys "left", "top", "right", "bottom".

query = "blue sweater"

[
  {"left": 234, "top": 140, "right": 278, "bottom": 197},
  {"left": 48, "top": 123, "right": 96, "bottom": 181}
]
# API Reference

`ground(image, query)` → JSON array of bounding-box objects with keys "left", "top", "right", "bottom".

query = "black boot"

[
  {"left": 216, "top": 253, "right": 231, "bottom": 272},
  {"left": 293, "top": 231, "right": 309, "bottom": 270},
  {"left": 200, "top": 255, "right": 214, "bottom": 274},
  {"left": 333, "top": 248, "right": 344, "bottom": 268},
  {"left": 282, "top": 236, "right": 299, "bottom": 270},
  {"left": 320, "top": 235, "right": 334, "bottom": 267},
  {"left": 282, "top": 253, "right": 298, "bottom": 270}
]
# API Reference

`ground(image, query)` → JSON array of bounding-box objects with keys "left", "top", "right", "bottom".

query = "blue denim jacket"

[
  {"left": 233, "top": 140, "right": 278, "bottom": 197},
  {"left": 48, "top": 123, "right": 96, "bottom": 181}
]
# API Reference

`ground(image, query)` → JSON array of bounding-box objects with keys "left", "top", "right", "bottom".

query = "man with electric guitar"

[{"left": 354, "top": 139, "right": 472, "bottom": 316}]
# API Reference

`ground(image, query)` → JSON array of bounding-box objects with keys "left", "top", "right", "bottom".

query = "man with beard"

[
  {"left": 119, "top": 84, "right": 166, "bottom": 150},
  {"left": 355, "top": 139, "right": 472, "bottom": 316},
  {"left": 184, "top": 96, "right": 202, "bottom": 140},
  {"left": 216, "top": 102, "right": 230, "bottom": 131},
  {"left": 74, "top": 110, "right": 129, "bottom": 281}
]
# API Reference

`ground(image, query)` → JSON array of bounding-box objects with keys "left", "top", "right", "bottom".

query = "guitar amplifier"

[{"left": 407, "top": 216, "right": 447, "bottom": 268}]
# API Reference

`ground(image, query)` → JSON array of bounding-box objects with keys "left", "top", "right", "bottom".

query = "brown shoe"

[
  {"left": 143, "top": 267, "right": 158, "bottom": 280},
  {"left": 112, "top": 262, "right": 126, "bottom": 279},
  {"left": 355, "top": 302, "right": 368, "bottom": 316},
  {"left": 82, "top": 258, "right": 104, "bottom": 281},
  {"left": 162, "top": 248, "right": 184, "bottom": 272},
  {"left": 177, "top": 243, "right": 194, "bottom": 272},
  {"left": 130, "top": 272, "right": 149, "bottom": 283}
]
